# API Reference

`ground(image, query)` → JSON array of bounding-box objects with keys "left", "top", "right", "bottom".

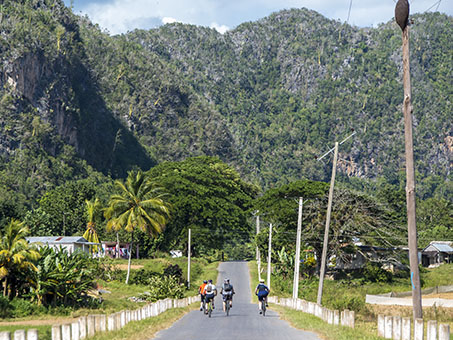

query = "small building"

[
  {"left": 421, "top": 241, "right": 453, "bottom": 267},
  {"left": 101, "top": 241, "right": 133, "bottom": 259},
  {"left": 26, "top": 236, "right": 99, "bottom": 254}
]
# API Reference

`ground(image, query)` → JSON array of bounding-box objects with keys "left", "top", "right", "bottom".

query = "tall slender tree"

[
  {"left": 0, "top": 219, "right": 40, "bottom": 297},
  {"left": 104, "top": 170, "right": 170, "bottom": 284},
  {"left": 82, "top": 198, "right": 102, "bottom": 254}
]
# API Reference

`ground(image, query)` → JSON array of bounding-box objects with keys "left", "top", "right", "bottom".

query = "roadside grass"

[
  {"left": 249, "top": 261, "right": 453, "bottom": 339},
  {"left": 0, "top": 257, "right": 218, "bottom": 325},
  {"left": 89, "top": 304, "right": 197, "bottom": 340}
]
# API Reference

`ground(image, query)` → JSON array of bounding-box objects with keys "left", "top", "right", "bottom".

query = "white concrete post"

[
  {"left": 126, "top": 310, "right": 131, "bottom": 323},
  {"left": 439, "top": 324, "right": 450, "bottom": 340},
  {"left": 393, "top": 316, "right": 402, "bottom": 340},
  {"left": 349, "top": 310, "right": 355, "bottom": 328},
  {"left": 0, "top": 332, "right": 10, "bottom": 340},
  {"left": 308, "top": 302, "right": 315, "bottom": 315},
  {"left": 61, "top": 324, "right": 71, "bottom": 340},
  {"left": 115, "top": 312, "right": 121, "bottom": 329},
  {"left": 333, "top": 310, "right": 340, "bottom": 325},
  {"left": 51, "top": 326, "right": 61, "bottom": 340},
  {"left": 120, "top": 311, "right": 126, "bottom": 328},
  {"left": 13, "top": 330, "right": 25, "bottom": 340},
  {"left": 384, "top": 316, "right": 393, "bottom": 339},
  {"left": 414, "top": 318, "right": 424, "bottom": 340},
  {"left": 26, "top": 330, "right": 38, "bottom": 340},
  {"left": 402, "top": 317, "right": 411, "bottom": 340},
  {"left": 107, "top": 314, "right": 116, "bottom": 331},
  {"left": 79, "top": 316, "right": 87, "bottom": 339},
  {"left": 378, "top": 315, "right": 385, "bottom": 337},
  {"left": 71, "top": 322, "right": 80, "bottom": 340},
  {"left": 99, "top": 315, "right": 106, "bottom": 332},
  {"left": 87, "top": 315, "right": 95, "bottom": 337},
  {"left": 427, "top": 320, "right": 437, "bottom": 340}
]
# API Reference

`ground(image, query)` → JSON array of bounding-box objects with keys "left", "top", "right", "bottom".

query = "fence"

[
  {"left": 268, "top": 296, "right": 355, "bottom": 328},
  {"left": 0, "top": 296, "right": 198, "bottom": 340},
  {"left": 377, "top": 315, "right": 450, "bottom": 340}
]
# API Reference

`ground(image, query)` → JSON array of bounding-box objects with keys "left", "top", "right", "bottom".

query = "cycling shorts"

[
  {"left": 222, "top": 291, "right": 233, "bottom": 301},
  {"left": 257, "top": 290, "right": 269, "bottom": 301},
  {"left": 205, "top": 293, "right": 215, "bottom": 302}
]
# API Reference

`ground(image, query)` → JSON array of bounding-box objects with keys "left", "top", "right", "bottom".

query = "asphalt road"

[{"left": 153, "top": 261, "right": 320, "bottom": 340}]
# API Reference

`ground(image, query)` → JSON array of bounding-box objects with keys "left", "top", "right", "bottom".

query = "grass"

[
  {"left": 89, "top": 304, "right": 197, "bottom": 340},
  {"left": 249, "top": 261, "right": 453, "bottom": 339},
  {"left": 0, "top": 257, "right": 219, "bottom": 324}
]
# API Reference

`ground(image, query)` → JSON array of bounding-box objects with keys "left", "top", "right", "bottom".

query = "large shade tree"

[
  {"left": 104, "top": 170, "right": 170, "bottom": 284},
  {"left": 0, "top": 219, "right": 40, "bottom": 297},
  {"left": 254, "top": 181, "right": 404, "bottom": 274},
  {"left": 145, "top": 156, "right": 259, "bottom": 258}
]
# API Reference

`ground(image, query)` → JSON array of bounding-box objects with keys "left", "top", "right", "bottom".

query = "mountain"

[{"left": 0, "top": 0, "right": 451, "bottom": 209}]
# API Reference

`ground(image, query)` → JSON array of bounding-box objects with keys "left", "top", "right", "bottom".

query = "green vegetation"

[{"left": 104, "top": 169, "right": 170, "bottom": 284}]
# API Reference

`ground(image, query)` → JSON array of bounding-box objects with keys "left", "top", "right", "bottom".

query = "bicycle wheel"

[
  {"left": 226, "top": 301, "right": 230, "bottom": 316},
  {"left": 262, "top": 302, "right": 266, "bottom": 316},
  {"left": 208, "top": 303, "right": 212, "bottom": 318}
]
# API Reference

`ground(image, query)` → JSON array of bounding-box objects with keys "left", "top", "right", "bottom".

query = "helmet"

[
  {"left": 203, "top": 280, "right": 207, "bottom": 284},
  {"left": 224, "top": 278, "right": 228, "bottom": 283},
  {"left": 208, "top": 279, "right": 213, "bottom": 283},
  {"left": 259, "top": 279, "right": 265, "bottom": 283}
]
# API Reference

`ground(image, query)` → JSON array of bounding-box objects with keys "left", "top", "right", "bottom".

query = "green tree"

[
  {"left": 104, "top": 170, "right": 170, "bottom": 284},
  {"left": 146, "top": 156, "right": 258, "bottom": 257},
  {"left": 0, "top": 219, "right": 40, "bottom": 297}
]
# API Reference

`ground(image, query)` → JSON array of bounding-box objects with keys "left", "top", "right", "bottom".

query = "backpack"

[
  {"left": 224, "top": 283, "right": 232, "bottom": 292},
  {"left": 206, "top": 285, "right": 212, "bottom": 293}
]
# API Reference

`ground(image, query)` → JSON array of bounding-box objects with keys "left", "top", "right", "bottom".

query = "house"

[
  {"left": 101, "top": 241, "right": 132, "bottom": 259},
  {"left": 26, "top": 236, "right": 100, "bottom": 254},
  {"left": 421, "top": 241, "right": 453, "bottom": 267},
  {"left": 335, "top": 245, "right": 404, "bottom": 272}
]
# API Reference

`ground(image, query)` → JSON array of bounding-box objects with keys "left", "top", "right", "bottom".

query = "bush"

[
  {"left": 137, "top": 275, "right": 185, "bottom": 302},
  {"left": 163, "top": 264, "right": 183, "bottom": 283},
  {"left": 0, "top": 296, "right": 11, "bottom": 318},
  {"left": 330, "top": 294, "right": 365, "bottom": 313},
  {"left": 129, "top": 269, "right": 159, "bottom": 285},
  {"left": 362, "top": 262, "right": 393, "bottom": 283},
  {"left": 9, "top": 298, "right": 34, "bottom": 318}
]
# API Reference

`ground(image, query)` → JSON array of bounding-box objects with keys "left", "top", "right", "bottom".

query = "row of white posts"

[
  {"left": 0, "top": 296, "right": 198, "bottom": 340},
  {"left": 268, "top": 296, "right": 355, "bottom": 328},
  {"left": 377, "top": 315, "right": 450, "bottom": 340}
]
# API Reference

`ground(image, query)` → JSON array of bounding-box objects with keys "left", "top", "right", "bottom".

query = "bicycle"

[
  {"left": 205, "top": 298, "right": 213, "bottom": 318},
  {"left": 261, "top": 298, "right": 266, "bottom": 316},
  {"left": 224, "top": 296, "right": 231, "bottom": 316}
]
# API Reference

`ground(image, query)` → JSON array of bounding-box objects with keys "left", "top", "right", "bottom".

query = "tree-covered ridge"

[
  {"left": 127, "top": 9, "right": 452, "bottom": 192},
  {"left": 0, "top": 1, "right": 451, "bottom": 206}
]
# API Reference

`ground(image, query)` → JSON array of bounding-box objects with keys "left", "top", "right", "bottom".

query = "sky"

[{"left": 63, "top": 0, "right": 452, "bottom": 35}]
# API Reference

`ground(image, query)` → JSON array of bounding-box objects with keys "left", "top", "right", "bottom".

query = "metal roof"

[
  {"left": 423, "top": 242, "right": 453, "bottom": 254},
  {"left": 26, "top": 236, "right": 89, "bottom": 244},
  {"left": 432, "top": 243, "right": 453, "bottom": 253}
]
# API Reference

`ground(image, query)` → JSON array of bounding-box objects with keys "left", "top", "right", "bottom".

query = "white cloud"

[
  {"left": 162, "top": 17, "right": 179, "bottom": 25},
  {"left": 210, "top": 22, "right": 229, "bottom": 34}
]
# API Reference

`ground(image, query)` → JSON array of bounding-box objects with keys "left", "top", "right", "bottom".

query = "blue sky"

[{"left": 63, "top": 0, "right": 452, "bottom": 35}]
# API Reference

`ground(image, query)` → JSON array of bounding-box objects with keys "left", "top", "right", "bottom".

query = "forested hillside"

[{"left": 0, "top": 0, "right": 451, "bottom": 214}]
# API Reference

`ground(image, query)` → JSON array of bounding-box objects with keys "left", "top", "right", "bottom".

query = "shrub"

[
  {"left": 362, "top": 262, "right": 393, "bottom": 283},
  {"left": 330, "top": 294, "right": 365, "bottom": 313},
  {"left": 137, "top": 275, "right": 185, "bottom": 302},
  {"left": 0, "top": 296, "right": 11, "bottom": 318},
  {"left": 163, "top": 264, "right": 183, "bottom": 283},
  {"left": 129, "top": 269, "right": 159, "bottom": 285},
  {"left": 9, "top": 298, "right": 34, "bottom": 318}
]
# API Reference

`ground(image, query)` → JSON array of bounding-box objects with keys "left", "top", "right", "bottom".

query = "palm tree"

[
  {"left": 83, "top": 198, "right": 102, "bottom": 254},
  {"left": 104, "top": 170, "right": 170, "bottom": 284},
  {"left": 0, "top": 219, "right": 40, "bottom": 297}
]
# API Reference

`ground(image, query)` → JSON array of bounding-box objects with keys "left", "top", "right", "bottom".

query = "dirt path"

[{"left": 0, "top": 317, "right": 78, "bottom": 326}]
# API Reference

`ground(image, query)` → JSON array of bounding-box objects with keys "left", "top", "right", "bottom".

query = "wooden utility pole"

[
  {"left": 267, "top": 223, "right": 273, "bottom": 289},
  {"left": 292, "top": 197, "right": 303, "bottom": 300},
  {"left": 187, "top": 228, "right": 191, "bottom": 289},
  {"left": 256, "top": 215, "right": 262, "bottom": 281},
  {"left": 401, "top": 23, "right": 423, "bottom": 320},
  {"left": 317, "top": 142, "right": 339, "bottom": 305}
]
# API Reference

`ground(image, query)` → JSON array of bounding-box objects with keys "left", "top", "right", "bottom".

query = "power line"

[{"left": 346, "top": 0, "right": 353, "bottom": 23}]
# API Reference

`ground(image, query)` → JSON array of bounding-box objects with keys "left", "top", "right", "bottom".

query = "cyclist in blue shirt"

[{"left": 255, "top": 279, "right": 270, "bottom": 314}]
